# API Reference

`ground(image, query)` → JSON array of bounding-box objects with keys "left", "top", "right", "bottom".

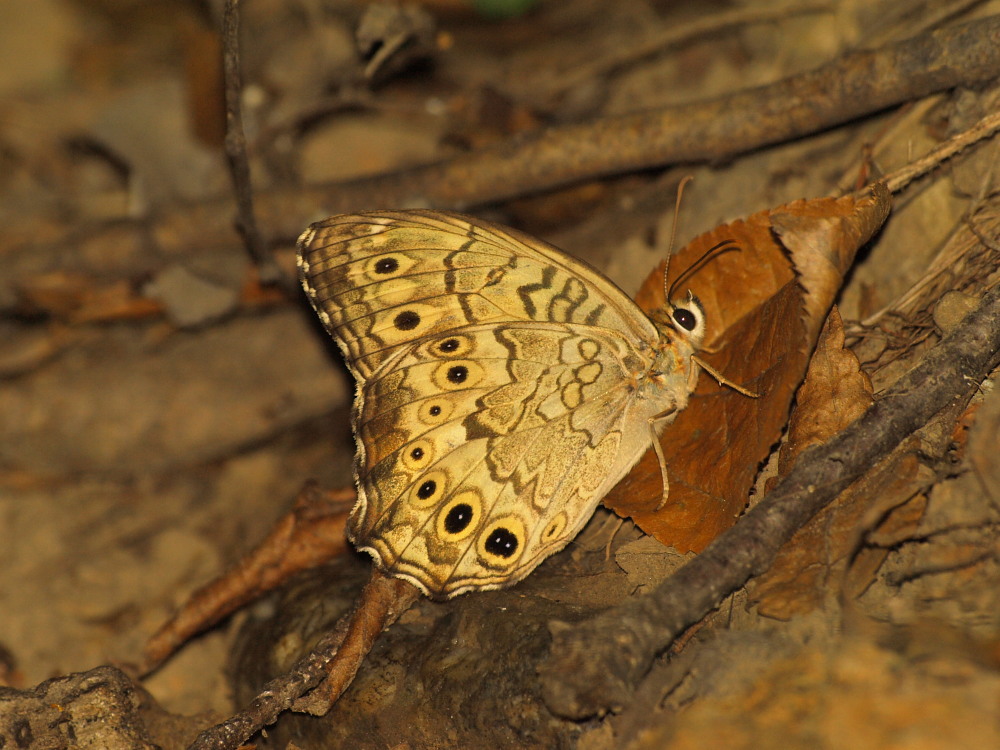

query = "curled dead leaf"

[
  {"left": 604, "top": 184, "right": 892, "bottom": 552},
  {"left": 749, "top": 309, "right": 893, "bottom": 619}
]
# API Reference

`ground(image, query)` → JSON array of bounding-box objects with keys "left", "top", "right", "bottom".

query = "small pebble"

[{"left": 932, "top": 291, "right": 980, "bottom": 333}]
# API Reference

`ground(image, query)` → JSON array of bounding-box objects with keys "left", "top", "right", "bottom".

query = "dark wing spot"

[
  {"left": 484, "top": 527, "right": 518, "bottom": 558},
  {"left": 439, "top": 338, "right": 459, "bottom": 353},
  {"left": 375, "top": 257, "right": 399, "bottom": 274},
  {"left": 410, "top": 447, "right": 424, "bottom": 460},
  {"left": 429, "top": 405, "right": 442, "bottom": 416},
  {"left": 443, "top": 503, "right": 474, "bottom": 534},
  {"left": 447, "top": 365, "right": 468, "bottom": 384},
  {"left": 417, "top": 480, "right": 437, "bottom": 499},
  {"left": 394, "top": 310, "right": 421, "bottom": 330}
]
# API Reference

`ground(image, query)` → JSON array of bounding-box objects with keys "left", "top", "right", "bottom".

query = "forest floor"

[{"left": 1, "top": 1, "right": 998, "bottom": 748}]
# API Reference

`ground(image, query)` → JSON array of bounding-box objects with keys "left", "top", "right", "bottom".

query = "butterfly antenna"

[
  {"left": 662, "top": 176, "right": 694, "bottom": 302},
  {"left": 667, "top": 238, "right": 741, "bottom": 303}
]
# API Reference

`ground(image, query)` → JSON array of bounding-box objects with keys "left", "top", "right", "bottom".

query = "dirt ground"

[{"left": 1, "top": 1, "right": 998, "bottom": 748}]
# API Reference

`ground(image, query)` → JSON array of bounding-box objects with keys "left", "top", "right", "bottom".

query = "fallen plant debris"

[
  {"left": 541, "top": 280, "right": 1000, "bottom": 719},
  {"left": 140, "top": 484, "right": 355, "bottom": 674},
  {"left": 2, "top": 2, "right": 999, "bottom": 749},
  {"left": 607, "top": 185, "right": 892, "bottom": 550},
  {"left": 6, "top": 16, "right": 1000, "bottom": 301}
]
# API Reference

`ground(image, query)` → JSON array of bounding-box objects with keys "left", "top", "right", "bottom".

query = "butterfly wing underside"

[{"left": 298, "top": 210, "right": 668, "bottom": 598}]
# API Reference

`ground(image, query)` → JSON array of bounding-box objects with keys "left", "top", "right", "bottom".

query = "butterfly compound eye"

[{"left": 672, "top": 307, "right": 697, "bottom": 331}]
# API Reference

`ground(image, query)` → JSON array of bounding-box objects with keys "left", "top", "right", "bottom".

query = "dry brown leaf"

[
  {"left": 842, "top": 480, "right": 927, "bottom": 605},
  {"left": 750, "top": 308, "right": 876, "bottom": 618},
  {"left": 968, "top": 381, "right": 1000, "bottom": 505},
  {"left": 14, "top": 270, "right": 99, "bottom": 317},
  {"left": 142, "top": 484, "right": 353, "bottom": 673},
  {"left": 70, "top": 279, "right": 164, "bottom": 323},
  {"left": 14, "top": 264, "right": 288, "bottom": 325},
  {"left": 16, "top": 271, "right": 168, "bottom": 324},
  {"left": 750, "top": 310, "right": 936, "bottom": 619},
  {"left": 778, "top": 307, "right": 874, "bottom": 470},
  {"left": 604, "top": 184, "right": 892, "bottom": 552},
  {"left": 772, "top": 186, "right": 892, "bottom": 343}
]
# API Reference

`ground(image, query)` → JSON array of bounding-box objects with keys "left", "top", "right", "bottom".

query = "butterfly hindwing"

[{"left": 348, "top": 323, "right": 639, "bottom": 596}]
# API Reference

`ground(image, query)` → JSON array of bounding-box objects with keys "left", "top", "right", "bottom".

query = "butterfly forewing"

[{"left": 298, "top": 211, "right": 657, "bottom": 380}]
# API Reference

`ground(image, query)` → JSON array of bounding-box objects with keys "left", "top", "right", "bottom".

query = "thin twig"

[
  {"left": 881, "top": 108, "right": 1000, "bottom": 194},
  {"left": 291, "top": 575, "right": 421, "bottom": 716},
  {"left": 540, "top": 280, "right": 1000, "bottom": 719},
  {"left": 222, "top": 0, "right": 291, "bottom": 291},
  {"left": 140, "top": 484, "right": 354, "bottom": 674}
]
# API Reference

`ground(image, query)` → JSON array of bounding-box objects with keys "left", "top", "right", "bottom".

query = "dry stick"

[
  {"left": 221, "top": 0, "right": 290, "bottom": 291},
  {"left": 275, "top": 15, "right": 1000, "bottom": 229},
  {"left": 14, "top": 16, "right": 999, "bottom": 273},
  {"left": 881, "top": 108, "right": 1000, "bottom": 194},
  {"left": 539, "top": 282, "right": 1000, "bottom": 720},
  {"left": 187, "top": 570, "right": 420, "bottom": 750},
  {"left": 290, "top": 574, "right": 421, "bottom": 717},
  {"left": 140, "top": 485, "right": 355, "bottom": 674},
  {"left": 185, "top": 616, "right": 351, "bottom": 750}
]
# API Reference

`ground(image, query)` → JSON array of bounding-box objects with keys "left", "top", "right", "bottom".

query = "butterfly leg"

[
  {"left": 648, "top": 407, "right": 678, "bottom": 511},
  {"left": 692, "top": 354, "right": 759, "bottom": 398}
]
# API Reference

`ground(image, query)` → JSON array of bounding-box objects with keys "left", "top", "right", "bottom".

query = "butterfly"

[{"left": 297, "top": 210, "right": 732, "bottom": 599}]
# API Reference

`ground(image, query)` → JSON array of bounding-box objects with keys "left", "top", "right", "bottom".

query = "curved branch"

[{"left": 282, "top": 16, "right": 1000, "bottom": 226}]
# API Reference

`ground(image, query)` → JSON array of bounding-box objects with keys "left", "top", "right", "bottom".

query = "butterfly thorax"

[
  {"left": 649, "top": 329, "right": 698, "bottom": 390},
  {"left": 623, "top": 323, "right": 700, "bottom": 431}
]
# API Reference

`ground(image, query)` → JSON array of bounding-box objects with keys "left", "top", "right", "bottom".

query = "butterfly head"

[
  {"left": 654, "top": 237, "right": 741, "bottom": 352},
  {"left": 654, "top": 291, "right": 707, "bottom": 351}
]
